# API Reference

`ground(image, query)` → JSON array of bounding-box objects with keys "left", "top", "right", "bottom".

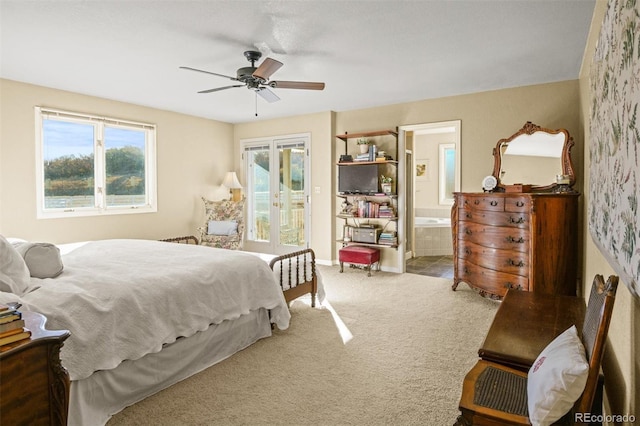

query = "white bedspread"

[{"left": 1, "top": 239, "right": 290, "bottom": 381}]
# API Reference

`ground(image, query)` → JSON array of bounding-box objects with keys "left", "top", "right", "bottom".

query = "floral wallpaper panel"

[{"left": 589, "top": 0, "right": 640, "bottom": 297}]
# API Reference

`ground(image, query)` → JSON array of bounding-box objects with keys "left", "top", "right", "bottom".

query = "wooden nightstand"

[{"left": 0, "top": 311, "right": 70, "bottom": 425}]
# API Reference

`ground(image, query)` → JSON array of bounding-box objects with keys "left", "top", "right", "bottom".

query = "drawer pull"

[
  {"left": 465, "top": 249, "right": 471, "bottom": 255},
  {"left": 465, "top": 213, "right": 472, "bottom": 219},
  {"left": 506, "top": 236, "right": 525, "bottom": 244},
  {"left": 515, "top": 201, "right": 525, "bottom": 207},
  {"left": 490, "top": 200, "right": 498, "bottom": 206},
  {"left": 474, "top": 200, "right": 480, "bottom": 205},
  {"left": 508, "top": 259, "right": 525, "bottom": 267},
  {"left": 509, "top": 216, "right": 525, "bottom": 224},
  {"left": 504, "top": 282, "right": 523, "bottom": 291},
  {"left": 465, "top": 229, "right": 473, "bottom": 235}
]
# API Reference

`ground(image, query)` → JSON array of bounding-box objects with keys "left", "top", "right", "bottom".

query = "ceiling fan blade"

[
  {"left": 256, "top": 87, "right": 280, "bottom": 103},
  {"left": 179, "top": 66, "right": 239, "bottom": 81},
  {"left": 198, "top": 85, "right": 244, "bottom": 94},
  {"left": 269, "top": 80, "right": 325, "bottom": 90},
  {"left": 252, "top": 57, "right": 283, "bottom": 81}
]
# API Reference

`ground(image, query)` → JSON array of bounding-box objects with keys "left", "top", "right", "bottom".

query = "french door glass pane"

[
  {"left": 104, "top": 126, "right": 146, "bottom": 207},
  {"left": 249, "top": 149, "right": 270, "bottom": 242},
  {"left": 278, "top": 146, "right": 305, "bottom": 246},
  {"left": 42, "top": 119, "right": 95, "bottom": 209}
]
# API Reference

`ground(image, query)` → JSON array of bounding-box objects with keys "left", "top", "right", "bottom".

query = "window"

[
  {"left": 35, "top": 107, "right": 157, "bottom": 218},
  {"left": 439, "top": 143, "right": 456, "bottom": 205}
]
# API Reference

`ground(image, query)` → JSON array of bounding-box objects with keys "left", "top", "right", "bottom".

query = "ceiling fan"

[{"left": 180, "top": 50, "right": 325, "bottom": 103}]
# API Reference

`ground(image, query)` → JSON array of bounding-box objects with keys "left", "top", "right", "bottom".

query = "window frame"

[{"left": 35, "top": 107, "right": 157, "bottom": 219}]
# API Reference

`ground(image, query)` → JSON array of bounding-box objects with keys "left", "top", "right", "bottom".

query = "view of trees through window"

[{"left": 42, "top": 119, "right": 146, "bottom": 209}]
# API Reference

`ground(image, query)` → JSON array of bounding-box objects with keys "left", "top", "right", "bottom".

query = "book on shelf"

[
  {"left": 0, "top": 329, "right": 31, "bottom": 346},
  {"left": 378, "top": 231, "right": 398, "bottom": 246},
  {"left": 0, "top": 318, "right": 26, "bottom": 334}
]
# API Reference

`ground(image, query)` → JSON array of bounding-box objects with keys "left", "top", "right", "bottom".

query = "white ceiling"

[{"left": 0, "top": 1, "right": 596, "bottom": 124}]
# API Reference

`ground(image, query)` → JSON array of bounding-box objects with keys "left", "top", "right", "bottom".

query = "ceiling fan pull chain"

[{"left": 255, "top": 92, "right": 258, "bottom": 117}]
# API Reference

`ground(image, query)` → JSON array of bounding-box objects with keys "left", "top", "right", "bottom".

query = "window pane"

[
  {"left": 104, "top": 126, "right": 146, "bottom": 207},
  {"left": 278, "top": 147, "right": 305, "bottom": 246},
  {"left": 42, "top": 119, "right": 95, "bottom": 209},
  {"left": 444, "top": 148, "right": 456, "bottom": 199},
  {"left": 249, "top": 150, "right": 270, "bottom": 242}
]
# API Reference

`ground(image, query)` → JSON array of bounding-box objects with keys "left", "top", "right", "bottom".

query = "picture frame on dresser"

[{"left": 451, "top": 122, "right": 580, "bottom": 299}]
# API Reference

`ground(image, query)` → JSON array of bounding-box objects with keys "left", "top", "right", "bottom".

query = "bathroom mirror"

[{"left": 491, "top": 121, "right": 575, "bottom": 192}]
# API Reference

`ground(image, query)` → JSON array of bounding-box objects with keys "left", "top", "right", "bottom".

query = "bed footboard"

[
  {"left": 159, "top": 235, "right": 199, "bottom": 245},
  {"left": 269, "top": 249, "right": 317, "bottom": 307}
]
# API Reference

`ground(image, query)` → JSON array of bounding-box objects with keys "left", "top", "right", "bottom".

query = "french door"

[{"left": 241, "top": 134, "right": 310, "bottom": 255}]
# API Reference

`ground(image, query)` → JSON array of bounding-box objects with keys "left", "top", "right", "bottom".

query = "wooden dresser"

[
  {"left": 451, "top": 191, "right": 579, "bottom": 299},
  {"left": 0, "top": 311, "right": 70, "bottom": 425}
]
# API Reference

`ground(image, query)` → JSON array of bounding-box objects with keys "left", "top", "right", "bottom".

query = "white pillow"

[
  {"left": 207, "top": 220, "right": 238, "bottom": 236},
  {"left": 12, "top": 242, "right": 64, "bottom": 278},
  {"left": 0, "top": 235, "right": 32, "bottom": 295},
  {"left": 527, "top": 325, "right": 589, "bottom": 426}
]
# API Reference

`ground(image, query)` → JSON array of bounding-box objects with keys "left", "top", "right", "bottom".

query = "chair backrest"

[{"left": 574, "top": 274, "right": 619, "bottom": 414}]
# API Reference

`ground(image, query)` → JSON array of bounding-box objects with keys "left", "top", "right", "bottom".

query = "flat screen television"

[{"left": 339, "top": 164, "right": 378, "bottom": 194}]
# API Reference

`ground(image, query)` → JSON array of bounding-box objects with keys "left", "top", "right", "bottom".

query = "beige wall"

[
  {"left": 0, "top": 79, "right": 234, "bottom": 243},
  {"left": 579, "top": 0, "right": 638, "bottom": 421}
]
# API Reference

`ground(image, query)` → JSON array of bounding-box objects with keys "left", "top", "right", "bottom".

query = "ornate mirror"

[{"left": 490, "top": 121, "right": 575, "bottom": 192}]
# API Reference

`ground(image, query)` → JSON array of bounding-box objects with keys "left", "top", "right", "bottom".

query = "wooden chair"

[{"left": 455, "top": 275, "right": 619, "bottom": 426}]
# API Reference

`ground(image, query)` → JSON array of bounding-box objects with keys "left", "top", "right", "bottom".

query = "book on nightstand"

[
  {"left": 0, "top": 329, "right": 31, "bottom": 346},
  {"left": 0, "top": 311, "right": 22, "bottom": 325},
  {"left": 0, "top": 318, "right": 26, "bottom": 334}
]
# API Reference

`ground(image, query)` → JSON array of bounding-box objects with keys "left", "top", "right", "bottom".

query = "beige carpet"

[{"left": 108, "top": 266, "right": 499, "bottom": 425}]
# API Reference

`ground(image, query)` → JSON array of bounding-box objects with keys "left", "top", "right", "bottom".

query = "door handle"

[{"left": 273, "top": 202, "right": 279, "bottom": 207}]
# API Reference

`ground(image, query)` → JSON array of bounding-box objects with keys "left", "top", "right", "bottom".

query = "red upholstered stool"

[{"left": 339, "top": 246, "right": 380, "bottom": 277}]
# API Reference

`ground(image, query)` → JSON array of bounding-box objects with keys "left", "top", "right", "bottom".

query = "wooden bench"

[
  {"left": 479, "top": 290, "right": 585, "bottom": 369},
  {"left": 470, "top": 287, "right": 605, "bottom": 423},
  {"left": 339, "top": 246, "right": 380, "bottom": 276}
]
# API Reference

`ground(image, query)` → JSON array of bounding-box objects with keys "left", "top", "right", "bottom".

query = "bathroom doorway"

[{"left": 399, "top": 120, "right": 460, "bottom": 276}]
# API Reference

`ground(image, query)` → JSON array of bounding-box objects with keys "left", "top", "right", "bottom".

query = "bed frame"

[
  {"left": 160, "top": 236, "right": 318, "bottom": 307},
  {"left": 269, "top": 247, "right": 318, "bottom": 308}
]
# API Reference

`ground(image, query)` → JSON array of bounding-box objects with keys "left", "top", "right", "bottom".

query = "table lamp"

[{"left": 222, "top": 171, "right": 242, "bottom": 201}]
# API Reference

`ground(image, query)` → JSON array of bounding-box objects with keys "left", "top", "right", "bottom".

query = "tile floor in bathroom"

[{"left": 406, "top": 255, "right": 454, "bottom": 279}]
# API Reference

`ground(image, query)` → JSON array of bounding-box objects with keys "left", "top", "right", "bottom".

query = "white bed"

[{"left": 0, "top": 238, "right": 320, "bottom": 425}]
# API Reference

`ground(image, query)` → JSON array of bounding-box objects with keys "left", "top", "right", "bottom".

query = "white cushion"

[
  {"left": 0, "top": 235, "right": 32, "bottom": 295},
  {"left": 12, "top": 242, "right": 64, "bottom": 279},
  {"left": 207, "top": 220, "right": 238, "bottom": 236},
  {"left": 527, "top": 325, "right": 589, "bottom": 426}
]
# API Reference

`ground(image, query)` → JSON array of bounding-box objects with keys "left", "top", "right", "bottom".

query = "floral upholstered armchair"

[{"left": 197, "top": 198, "right": 245, "bottom": 250}]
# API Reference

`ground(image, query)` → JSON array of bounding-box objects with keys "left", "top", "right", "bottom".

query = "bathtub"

[
  {"left": 413, "top": 216, "right": 452, "bottom": 256},
  {"left": 414, "top": 216, "right": 451, "bottom": 228}
]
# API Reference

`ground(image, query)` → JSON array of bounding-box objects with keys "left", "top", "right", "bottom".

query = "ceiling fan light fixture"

[{"left": 180, "top": 49, "right": 325, "bottom": 106}]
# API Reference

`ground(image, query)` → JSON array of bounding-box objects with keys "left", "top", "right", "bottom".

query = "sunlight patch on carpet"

[{"left": 323, "top": 299, "right": 353, "bottom": 344}]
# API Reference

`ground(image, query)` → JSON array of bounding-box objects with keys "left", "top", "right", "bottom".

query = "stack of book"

[
  {"left": 353, "top": 153, "right": 371, "bottom": 162},
  {"left": 0, "top": 303, "right": 31, "bottom": 347},
  {"left": 378, "top": 204, "right": 395, "bottom": 218},
  {"left": 378, "top": 231, "right": 398, "bottom": 246}
]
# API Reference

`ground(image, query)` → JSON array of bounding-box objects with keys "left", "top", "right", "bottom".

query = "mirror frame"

[{"left": 491, "top": 121, "right": 575, "bottom": 192}]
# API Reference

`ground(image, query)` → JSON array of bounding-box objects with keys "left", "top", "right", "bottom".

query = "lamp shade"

[{"left": 222, "top": 171, "right": 242, "bottom": 189}]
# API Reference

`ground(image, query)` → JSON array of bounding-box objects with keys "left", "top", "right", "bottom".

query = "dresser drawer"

[
  {"left": 457, "top": 240, "right": 529, "bottom": 277},
  {"left": 456, "top": 260, "right": 530, "bottom": 297},
  {"left": 457, "top": 222, "right": 530, "bottom": 252},
  {"left": 460, "top": 196, "right": 505, "bottom": 212},
  {"left": 505, "top": 196, "right": 531, "bottom": 212},
  {"left": 458, "top": 209, "right": 529, "bottom": 229}
]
